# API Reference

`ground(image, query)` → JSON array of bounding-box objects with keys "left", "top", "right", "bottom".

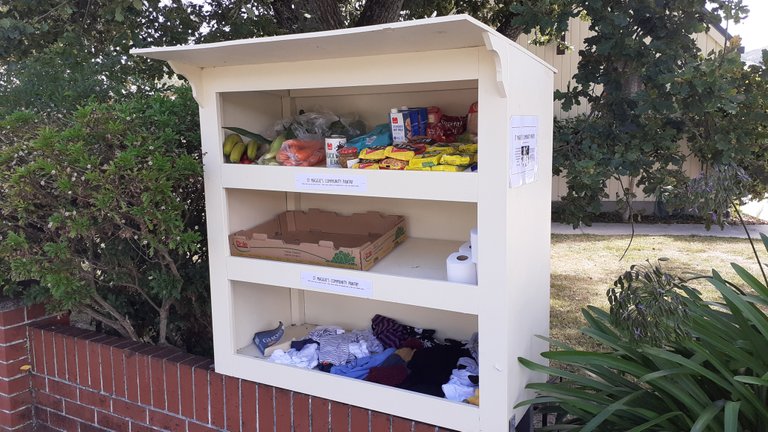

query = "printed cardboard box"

[{"left": 229, "top": 209, "right": 407, "bottom": 271}]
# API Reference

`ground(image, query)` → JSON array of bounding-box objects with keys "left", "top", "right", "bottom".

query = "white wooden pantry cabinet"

[{"left": 134, "top": 15, "right": 554, "bottom": 432}]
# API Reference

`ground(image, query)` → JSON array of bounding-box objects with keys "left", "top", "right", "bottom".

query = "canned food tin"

[{"left": 325, "top": 135, "right": 347, "bottom": 168}]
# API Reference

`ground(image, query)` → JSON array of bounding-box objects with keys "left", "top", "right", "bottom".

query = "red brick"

[
  {"left": 112, "top": 398, "right": 148, "bottom": 423},
  {"left": 128, "top": 422, "right": 154, "bottom": 432},
  {"left": 25, "top": 304, "right": 47, "bottom": 321},
  {"left": 392, "top": 417, "right": 414, "bottom": 432},
  {"left": 293, "top": 393, "right": 310, "bottom": 432},
  {"left": 0, "top": 341, "right": 29, "bottom": 367},
  {"left": 149, "top": 356, "right": 166, "bottom": 410},
  {"left": 111, "top": 342, "right": 140, "bottom": 399},
  {"left": 76, "top": 338, "right": 90, "bottom": 387},
  {"left": 178, "top": 364, "right": 194, "bottom": 419},
  {"left": 42, "top": 331, "right": 56, "bottom": 379},
  {"left": 310, "top": 397, "right": 329, "bottom": 432},
  {"left": 274, "top": 388, "right": 291, "bottom": 431},
  {"left": 351, "top": 407, "right": 369, "bottom": 432},
  {"left": 187, "top": 421, "right": 220, "bottom": 432},
  {"left": 148, "top": 409, "right": 185, "bottom": 431},
  {"left": 0, "top": 388, "right": 30, "bottom": 412},
  {"left": 78, "top": 388, "right": 110, "bottom": 411},
  {"left": 0, "top": 307, "right": 26, "bottom": 327},
  {"left": 0, "top": 357, "right": 31, "bottom": 381},
  {"left": 125, "top": 351, "right": 140, "bottom": 402},
  {"left": 87, "top": 337, "right": 107, "bottom": 392},
  {"left": 79, "top": 422, "right": 109, "bottom": 432},
  {"left": 33, "top": 405, "right": 49, "bottom": 425},
  {"left": 371, "top": 412, "right": 392, "bottom": 432},
  {"left": 136, "top": 352, "right": 152, "bottom": 406},
  {"left": 240, "top": 381, "right": 257, "bottom": 432},
  {"left": 35, "top": 391, "right": 63, "bottom": 412},
  {"left": 98, "top": 345, "right": 113, "bottom": 395},
  {"left": 330, "top": 401, "right": 349, "bottom": 432},
  {"left": 31, "top": 374, "right": 46, "bottom": 393},
  {"left": 0, "top": 323, "right": 28, "bottom": 346},
  {"left": 193, "top": 367, "right": 209, "bottom": 423},
  {"left": 209, "top": 372, "right": 225, "bottom": 429},
  {"left": 46, "top": 378, "right": 77, "bottom": 401},
  {"left": 29, "top": 329, "right": 45, "bottom": 376},
  {"left": 53, "top": 333, "right": 67, "bottom": 380},
  {"left": 223, "top": 376, "right": 240, "bottom": 432},
  {"left": 164, "top": 357, "right": 180, "bottom": 415},
  {"left": 62, "top": 337, "right": 77, "bottom": 383},
  {"left": 0, "top": 405, "right": 32, "bottom": 428},
  {"left": 64, "top": 399, "right": 95, "bottom": 423},
  {"left": 97, "top": 410, "right": 130, "bottom": 431},
  {"left": 0, "top": 374, "right": 30, "bottom": 395},
  {"left": 414, "top": 423, "right": 437, "bottom": 432},
  {"left": 257, "top": 385, "right": 274, "bottom": 432},
  {"left": 48, "top": 409, "right": 78, "bottom": 431}
]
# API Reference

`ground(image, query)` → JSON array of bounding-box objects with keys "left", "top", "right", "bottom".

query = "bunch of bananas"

[{"left": 222, "top": 132, "right": 286, "bottom": 165}]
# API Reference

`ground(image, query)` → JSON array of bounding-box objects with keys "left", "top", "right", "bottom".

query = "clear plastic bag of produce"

[
  {"left": 276, "top": 138, "right": 325, "bottom": 166},
  {"left": 274, "top": 110, "right": 366, "bottom": 141}
]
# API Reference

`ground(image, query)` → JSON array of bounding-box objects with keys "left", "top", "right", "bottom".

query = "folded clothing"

[
  {"left": 330, "top": 348, "right": 396, "bottom": 379},
  {"left": 268, "top": 343, "right": 319, "bottom": 369},
  {"left": 316, "top": 329, "right": 384, "bottom": 366}
]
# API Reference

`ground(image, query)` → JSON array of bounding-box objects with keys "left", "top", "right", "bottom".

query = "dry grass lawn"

[{"left": 550, "top": 234, "right": 768, "bottom": 352}]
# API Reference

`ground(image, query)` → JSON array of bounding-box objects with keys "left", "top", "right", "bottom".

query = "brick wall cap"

[{"left": 0, "top": 297, "right": 24, "bottom": 312}]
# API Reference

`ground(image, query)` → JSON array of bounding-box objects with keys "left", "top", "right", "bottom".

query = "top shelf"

[{"left": 221, "top": 164, "right": 479, "bottom": 202}]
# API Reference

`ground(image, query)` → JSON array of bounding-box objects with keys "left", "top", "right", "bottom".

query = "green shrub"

[
  {"left": 0, "top": 85, "right": 211, "bottom": 353},
  {"left": 518, "top": 235, "right": 768, "bottom": 431}
]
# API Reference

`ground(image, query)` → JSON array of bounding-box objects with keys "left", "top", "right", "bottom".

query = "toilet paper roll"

[
  {"left": 470, "top": 227, "right": 478, "bottom": 263},
  {"left": 459, "top": 241, "right": 472, "bottom": 255},
  {"left": 446, "top": 252, "right": 477, "bottom": 284}
]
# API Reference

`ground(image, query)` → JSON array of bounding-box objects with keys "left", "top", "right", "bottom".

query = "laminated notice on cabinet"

[
  {"left": 300, "top": 272, "right": 372, "bottom": 298},
  {"left": 295, "top": 173, "right": 367, "bottom": 192},
  {"left": 508, "top": 116, "right": 538, "bottom": 188}
]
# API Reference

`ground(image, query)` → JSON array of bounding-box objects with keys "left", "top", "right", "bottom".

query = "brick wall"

[
  {"left": 0, "top": 298, "right": 68, "bottom": 432},
  {"left": 7, "top": 303, "right": 455, "bottom": 432}
]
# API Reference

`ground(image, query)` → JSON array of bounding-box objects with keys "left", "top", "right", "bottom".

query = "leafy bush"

[
  {"left": 518, "top": 235, "right": 768, "bottom": 431},
  {"left": 0, "top": 86, "right": 211, "bottom": 353}
]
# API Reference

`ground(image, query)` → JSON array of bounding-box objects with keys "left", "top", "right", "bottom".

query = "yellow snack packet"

[
  {"left": 405, "top": 166, "right": 432, "bottom": 171},
  {"left": 458, "top": 143, "right": 478, "bottom": 154},
  {"left": 358, "top": 146, "right": 388, "bottom": 160},
  {"left": 352, "top": 161, "right": 380, "bottom": 169},
  {"left": 441, "top": 153, "right": 476, "bottom": 166},
  {"left": 384, "top": 146, "right": 416, "bottom": 161},
  {"left": 429, "top": 145, "right": 458, "bottom": 155},
  {"left": 408, "top": 152, "right": 443, "bottom": 168},
  {"left": 431, "top": 164, "right": 466, "bottom": 172}
]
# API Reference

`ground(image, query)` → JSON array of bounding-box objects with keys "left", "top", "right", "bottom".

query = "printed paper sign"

[
  {"left": 300, "top": 272, "right": 373, "bottom": 298},
  {"left": 295, "top": 173, "right": 367, "bottom": 192},
  {"left": 509, "top": 116, "right": 539, "bottom": 188}
]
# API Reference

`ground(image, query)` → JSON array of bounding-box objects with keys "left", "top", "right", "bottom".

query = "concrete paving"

[{"left": 552, "top": 222, "right": 768, "bottom": 239}]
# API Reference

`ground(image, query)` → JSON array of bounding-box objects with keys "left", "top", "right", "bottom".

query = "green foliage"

[
  {"left": 552, "top": 0, "right": 768, "bottom": 226},
  {"left": 518, "top": 235, "right": 768, "bottom": 431},
  {"left": 0, "top": 86, "right": 210, "bottom": 350},
  {"left": 608, "top": 259, "right": 690, "bottom": 347}
]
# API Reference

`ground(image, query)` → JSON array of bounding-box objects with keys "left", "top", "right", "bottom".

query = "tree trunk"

[
  {"left": 312, "top": 0, "right": 345, "bottom": 30},
  {"left": 272, "top": 0, "right": 300, "bottom": 32},
  {"left": 496, "top": 15, "right": 525, "bottom": 41},
  {"left": 157, "top": 298, "right": 173, "bottom": 345},
  {"left": 355, "top": 0, "right": 404, "bottom": 27}
]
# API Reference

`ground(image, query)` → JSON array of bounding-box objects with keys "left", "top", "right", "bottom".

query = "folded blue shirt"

[{"left": 330, "top": 348, "right": 396, "bottom": 379}]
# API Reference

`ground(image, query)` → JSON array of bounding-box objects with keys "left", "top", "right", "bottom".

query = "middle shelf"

[{"left": 226, "top": 237, "right": 479, "bottom": 315}]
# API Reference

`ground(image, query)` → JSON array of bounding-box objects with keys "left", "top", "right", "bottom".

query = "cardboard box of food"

[{"left": 229, "top": 209, "right": 407, "bottom": 271}]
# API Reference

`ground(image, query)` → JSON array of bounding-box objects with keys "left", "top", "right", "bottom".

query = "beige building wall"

[{"left": 520, "top": 18, "right": 725, "bottom": 202}]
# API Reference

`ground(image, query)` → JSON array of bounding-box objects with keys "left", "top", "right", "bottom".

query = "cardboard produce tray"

[{"left": 229, "top": 209, "right": 407, "bottom": 271}]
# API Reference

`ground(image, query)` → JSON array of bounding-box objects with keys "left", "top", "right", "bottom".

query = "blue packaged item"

[
  {"left": 345, "top": 123, "right": 393, "bottom": 150},
  {"left": 253, "top": 321, "right": 285, "bottom": 355},
  {"left": 414, "top": 107, "right": 428, "bottom": 137},
  {"left": 400, "top": 108, "right": 421, "bottom": 137}
]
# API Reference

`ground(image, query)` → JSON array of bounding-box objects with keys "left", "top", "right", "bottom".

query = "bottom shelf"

[{"left": 225, "top": 346, "right": 481, "bottom": 432}]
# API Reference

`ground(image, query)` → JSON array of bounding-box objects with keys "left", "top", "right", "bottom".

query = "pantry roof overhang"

[{"left": 131, "top": 14, "right": 555, "bottom": 73}]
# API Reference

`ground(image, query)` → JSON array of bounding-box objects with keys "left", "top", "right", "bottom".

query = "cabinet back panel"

[
  {"left": 220, "top": 92, "right": 284, "bottom": 138},
  {"left": 303, "top": 291, "right": 478, "bottom": 341},
  {"left": 226, "top": 189, "right": 288, "bottom": 232},
  {"left": 298, "top": 194, "right": 476, "bottom": 241}
]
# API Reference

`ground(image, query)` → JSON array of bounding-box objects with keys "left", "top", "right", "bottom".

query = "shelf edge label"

[
  {"left": 300, "top": 272, "right": 372, "bottom": 298},
  {"left": 295, "top": 173, "right": 368, "bottom": 192}
]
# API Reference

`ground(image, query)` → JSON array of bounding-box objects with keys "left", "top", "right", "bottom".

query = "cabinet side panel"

[
  {"left": 221, "top": 92, "right": 284, "bottom": 140},
  {"left": 502, "top": 51, "right": 554, "bottom": 423}
]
